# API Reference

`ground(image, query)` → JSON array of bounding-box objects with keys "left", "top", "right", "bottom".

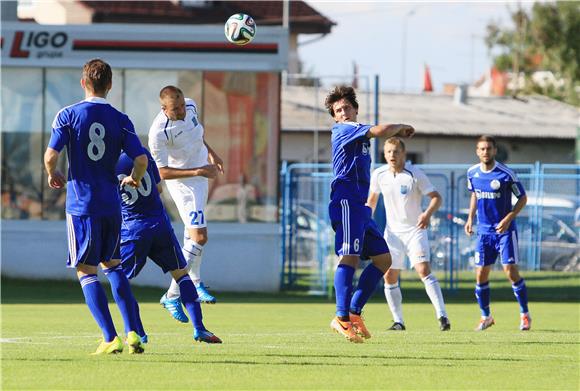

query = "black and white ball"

[{"left": 224, "top": 13, "right": 256, "bottom": 46}]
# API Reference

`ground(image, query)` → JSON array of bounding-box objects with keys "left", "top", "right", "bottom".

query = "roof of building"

[
  {"left": 81, "top": 0, "right": 335, "bottom": 34},
  {"left": 282, "top": 86, "right": 578, "bottom": 139}
]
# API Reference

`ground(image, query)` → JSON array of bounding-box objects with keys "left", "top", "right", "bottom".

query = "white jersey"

[
  {"left": 148, "top": 98, "right": 209, "bottom": 186},
  {"left": 370, "top": 163, "right": 435, "bottom": 233}
]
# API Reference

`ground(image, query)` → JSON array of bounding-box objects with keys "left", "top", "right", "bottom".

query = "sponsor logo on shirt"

[{"left": 474, "top": 189, "right": 501, "bottom": 199}]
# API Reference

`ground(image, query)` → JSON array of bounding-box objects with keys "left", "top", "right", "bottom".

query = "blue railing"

[{"left": 280, "top": 162, "right": 580, "bottom": 293}]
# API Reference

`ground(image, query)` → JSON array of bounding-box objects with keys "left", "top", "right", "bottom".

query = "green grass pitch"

[{"left": 2, "top": 272, "right": 579, "bottom": 390}]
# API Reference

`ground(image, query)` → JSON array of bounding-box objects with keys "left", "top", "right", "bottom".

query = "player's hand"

[
  {"left": 417, "top": 212, "right": 430, "bottom": 229},
  {"left": 47, "top": 171, "right": 66, "bottom": 189},
  {"left": 198, "top": 164, "right": 219, "bottom": 179},
  {"left": 121, "top": 175, "right": 141, "bottom": 188},
  {"left": 464, "top": 219, "right": 473, "bottom": 236},
  {"left": 495, "top": 217, "right": 511, "bottom": 234},
  {"left": 209, "top": 154, "right": 224, "bottom": 174},
  {"left": 398, "top": 125, "right": 415, "bottom": 138}
]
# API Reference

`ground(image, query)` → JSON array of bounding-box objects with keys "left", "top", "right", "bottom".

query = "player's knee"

[
  {"left": 384, "top": 269, "right": 399, "bottom": 284},
  {"left": 415, "top": 262, "right": 431, "bottom": 278}
]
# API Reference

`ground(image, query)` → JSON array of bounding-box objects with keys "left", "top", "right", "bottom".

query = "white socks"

[
  {"left": 166, "top": 240, "right": 204, "bottom": 299},
  {"left": 384, "top": 283, "right": 404, "bottom": 324},
  {"left": 422, "top": 273, "right": 447, "bottom": 318}
]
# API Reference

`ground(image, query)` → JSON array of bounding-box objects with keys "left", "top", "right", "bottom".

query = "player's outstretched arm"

[
  {"left": 43, "top": 147, "right": 66, "bottom": 189},
  {"left": 367, "top": 124, "right": 414, "bottom": 139},
  {"left": 159, "top": 164, "right": 219, "bottom": 180},
  {"left": 366, "top": 192, "right": 380, "bottom": 214}
]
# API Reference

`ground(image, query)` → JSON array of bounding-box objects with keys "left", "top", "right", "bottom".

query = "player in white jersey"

[
  {"left": 367, "top": 138, "right": 450, "bottom": 331},
  {"left": 148, "top": 85, "right": 223, "bottom": 322}
]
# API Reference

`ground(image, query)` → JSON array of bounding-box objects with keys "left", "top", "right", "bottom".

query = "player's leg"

[
  {"left": 151, "top": 225, "right": 221, "bottom": 343},
  {"left": 415, "top": 262, "right": 450, "bottom": 330},
  {"left": 500, "top": 231, "right": 531, "bottom": 330},
  {"left": 328, "top": 199, "right": 363, "bottom": 343},
  {"left": 119, "top": 238, "right": 152, "bottom": 343},
  {"left": 349, "top": 219, "right": 391, "bottom": 339},
  {"left": 384, "top": 268, "right": 405, "bottom": 330},
  {"left": 68, "top": 214, "right": 121, "bottom": 354},
  {"left": 382, "top": 232, "right": 405, "bottom": 330},
  {"left": 99, "top": 215, "right": 143, "bottom": 353},
  {"left": 474, "top": 234, "right": 496, "bottom": 330}
]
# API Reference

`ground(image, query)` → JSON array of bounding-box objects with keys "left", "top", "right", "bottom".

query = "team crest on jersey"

[
  {"left": 361, "top": 143, "right": 369, "bottom": 155},
  {"left": 490, "top": 179, "right": 501, "bottom": 190},
  {"left": 400, "top": 185, "right": 409, "bottom": 195}
]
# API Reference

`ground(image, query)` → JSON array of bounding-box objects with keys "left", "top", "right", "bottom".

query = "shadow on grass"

[{"left": 1, "top": 273, "right": 579, "bottom": 305}]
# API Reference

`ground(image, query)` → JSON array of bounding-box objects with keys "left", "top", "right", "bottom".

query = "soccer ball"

[{"left": 224, "top": 13, "right": 256, "bottom": 45}]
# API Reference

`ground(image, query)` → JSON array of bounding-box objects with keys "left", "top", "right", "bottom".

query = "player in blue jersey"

[
  {"left": 464, "top": 135, "right": 531, "bottom": 331},
  {"left": 116, "top": 149, "right": 222, "bottom": 344},
  {"left": 43, "top": 59, "right": 149, "bottom": 354},
  {"left": 324, "top": 85, "right": 415, "bottom": 343}
]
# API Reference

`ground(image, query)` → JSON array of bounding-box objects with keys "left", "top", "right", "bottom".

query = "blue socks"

[
  {"left": 512, "top": 278, "right": 529, "bottom": 313},
  {"left": 177, "top": 275, "right": 204, "bottom": 330},
  {"left": 79, "top": 274, "right": 117, "bottom": 342},
  {"left": 103, "top": 264, "right": 139, "bottom": 334},
  {"left": 350, "top": 264, "right": 384, "bottom": 315},
  {"left": 475, "top": 282, "right": 491, "bottom": 317},
  {"left": 334, "top": 264, "right": 355, "bottom": 317}
]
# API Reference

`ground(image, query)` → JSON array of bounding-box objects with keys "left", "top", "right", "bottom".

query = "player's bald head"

[{"left": 159, "top": 85, "right": 186, "bottom": 120}]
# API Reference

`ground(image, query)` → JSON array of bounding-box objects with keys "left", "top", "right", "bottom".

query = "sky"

[{"left": 298, "top": 1, "right": 535, "bottom": 93}]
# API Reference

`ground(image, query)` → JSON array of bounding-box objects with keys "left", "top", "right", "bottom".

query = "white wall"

[{"left": 1, "top": 220, "right": 281, "bottom": 293}]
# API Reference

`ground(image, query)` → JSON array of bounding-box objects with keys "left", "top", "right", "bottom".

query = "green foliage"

[
  {"left": 485, "top": 3, "right": 580, "bottom": 105},
  {"left": 1, "top": 274, "right": 579, "bottom": 389}
]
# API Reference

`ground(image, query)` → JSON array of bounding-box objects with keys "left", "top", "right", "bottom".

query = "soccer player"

[
  {"left": 148, "top": 85, "right": 224, "bottom": 322},
  {"left": 325, "top": 85, "right": 414, "bottom": 343},
  {"left": 43, "top": 58, "right": 148, "bottom": 354},
  {"left": 367, "top": 138, "right": 450, "bottom": 331},
  {"left": 116, "top": 149, "right": 222, "bottom": 344},
  {"left": 464, "top": 135, "right": 531, "bottom": 331}
]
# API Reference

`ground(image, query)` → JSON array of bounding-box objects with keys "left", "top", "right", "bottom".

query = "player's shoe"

[
  {"left": 475, "top": 316, "right": 495, "bottom": 331},
  {"left": 193, "top": 329, "right": 222, "bottom": 344},
  {"left": 330, "top": 317, "right": 364, "bottom": 343},
  {"left": 139, "top": 334, "right": 148, "bottom": 344},
  {"left": 91, "top": 336, "right": 123, "bottom": 355},
  {"left": 195, "top": 282, "right": 217, "bottom": 304},
  {"left": 349, "top": 312, "right": 371, "bottom": 339},
  {"left": 160, "top": 293, "right": 189, "bottom": 323},
  {"left": 520, "top": 313, "right": 532, "bottom": 331},
  {"left": 388, "top": 322, "right": 406, "bottom": 331},
  {"left": 438, "top": 316, "right": 451, "bottom": 331},
  {"left": 125, "top": 331, "right": 145, "bottom": 354}
]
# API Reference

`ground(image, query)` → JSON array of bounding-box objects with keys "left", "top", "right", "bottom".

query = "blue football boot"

[
  {"left": 195, "top": 282, "right": 217, "bottom": 304},
  {"left": 159, "top": 293, "right": 189, "bottom": 323},
  {"left": 194, "top": 329, "right": 222, "bottom": 344}
]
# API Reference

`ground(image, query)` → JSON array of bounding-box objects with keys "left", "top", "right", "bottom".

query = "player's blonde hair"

[
  {"left": 159, "top": 85, "right": 184, "bottom": 102},
  {"left": 384, "top": 137, "right": 406, "bottom": 151}
]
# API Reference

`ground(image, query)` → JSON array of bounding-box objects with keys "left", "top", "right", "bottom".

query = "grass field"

[{"left": 2, "top": 272, "right": 579, "bottom": 390}]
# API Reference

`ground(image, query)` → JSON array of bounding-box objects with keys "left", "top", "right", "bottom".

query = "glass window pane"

[
  {"left": 203, "top": 71, "right": 280, "bottom": 222},
  {"left": 1, "top": 67, "right": 44, "bottom": 219}
]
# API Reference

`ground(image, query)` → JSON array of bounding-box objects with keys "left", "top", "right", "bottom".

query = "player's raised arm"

[{"left": 367, "top": 124, "right": 415, "bottom": 139}]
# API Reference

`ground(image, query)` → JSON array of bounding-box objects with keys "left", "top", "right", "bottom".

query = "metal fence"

[{"left": 280, "top": 162, "right": 580, "bottom": 294}]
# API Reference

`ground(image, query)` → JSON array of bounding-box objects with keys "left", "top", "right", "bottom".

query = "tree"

[{"left": 485, "top": 2, "right": 579, "bottom": 106}]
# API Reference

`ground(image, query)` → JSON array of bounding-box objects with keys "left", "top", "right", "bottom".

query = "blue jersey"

[
  {"left": 48, "top": 97, "right": 144, "bottom": 216},
  {"left": 330, "top": 122, "right": 372, "bottom": 203},
  {"left": 116, "top": 149, "right": 167, "bottom": 241},
  {"left": 467, "top": 162, "right": 526, "bottom": 234}
]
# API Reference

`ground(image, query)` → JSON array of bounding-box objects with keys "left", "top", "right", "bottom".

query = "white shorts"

[
  {"left": 165, "top": 178, "right": 208, "bottom": 229},
  {"left": 384, "top": 227, "right": 430, "bottom": 269}
]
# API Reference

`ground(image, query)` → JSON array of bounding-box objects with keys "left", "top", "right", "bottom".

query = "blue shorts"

[
  {"left": 119, "top": 219, "right": 187, "bottom": 279},
  {"left": 66, "top": 213, "right": 121, "bottom": 268},
  {"left": 475, "top": 231, "right": 520, "bottom": 267},
  {"left": 329, "top": 199, "right": 389, "bottom": 259}
]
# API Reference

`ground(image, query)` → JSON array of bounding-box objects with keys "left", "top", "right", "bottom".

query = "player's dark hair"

[
  {"left": 385, "top": 137, "right": 406, "bottom": 151},
  {"left": 477, "top": 135, "right": 497, "bottom": 148},
  {"left": 159, "top": 85, "right": 184, "bottom": 101},
  {"left": 82, "top": 59, "right": 112, "bottom": 94},
  {"left": 324, "top": 85, "right": 359, "bottom": 117}
]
